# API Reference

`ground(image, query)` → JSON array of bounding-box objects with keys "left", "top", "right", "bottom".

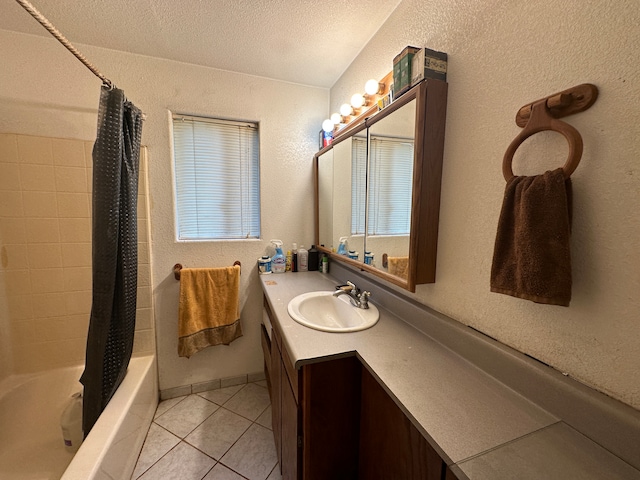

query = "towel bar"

[
  {"left": 503, "top": 84, "right": 598, "bottom": 181},
  {"left": 515, "top": 84, "right": 598, "bottom": 127},
  {"left": 173, "top": 261, "right": 241, "bottom": 280}
]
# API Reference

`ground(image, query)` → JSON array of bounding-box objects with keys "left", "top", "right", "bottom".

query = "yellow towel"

[
  {"left": 178, "top": 266, "right": 242, "bottom": 358},
  {"left": 388, "top": 256, "right": 409, "bottom": 279}
]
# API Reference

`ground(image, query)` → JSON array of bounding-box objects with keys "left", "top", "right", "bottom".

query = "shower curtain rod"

[{"left": 15, "top": 0, "right": 114, "bottom": 89}]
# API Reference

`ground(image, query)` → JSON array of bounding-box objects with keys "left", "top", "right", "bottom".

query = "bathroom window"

[
  {"left": 351, "top": 135, "right": 413, "bottom": 236},
  {"left": 172, "top": 115, "right": 261, "bottom": 240}
]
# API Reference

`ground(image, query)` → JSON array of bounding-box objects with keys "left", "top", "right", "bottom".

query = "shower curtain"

[{"left": 80, "top": 85, "right": 143, "bottom": 436}]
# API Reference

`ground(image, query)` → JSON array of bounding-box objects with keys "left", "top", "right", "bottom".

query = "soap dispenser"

[
  {"left": 337, "top": 237, "right": 348, "bottom": 255},
  {"left": 270, "top": 240, "right": 286, "bottom": 274}
]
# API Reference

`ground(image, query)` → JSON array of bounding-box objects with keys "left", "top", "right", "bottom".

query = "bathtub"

[{"left": 0, "top": 355, "right": 157, "bottom": 480}]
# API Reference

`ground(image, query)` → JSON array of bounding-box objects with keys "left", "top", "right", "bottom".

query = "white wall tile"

[{"left": 16, "top": 135, "right": 53, "bottom": 165}]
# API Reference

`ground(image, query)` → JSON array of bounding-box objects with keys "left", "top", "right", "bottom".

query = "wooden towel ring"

[{"left": 502, "top": 99, "right": 583, "bottom": 181}]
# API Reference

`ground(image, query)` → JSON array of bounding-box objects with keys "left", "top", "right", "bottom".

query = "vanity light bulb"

[
  {"left": 330, "top": 113, "right": 342, "bottom": 125},
  {"left": 365, "top": 79, "right": 382, "bottom": 96},
  {"left": 351, "top": 93, "right": 365, "bottom": 109},
  {"left": 322, "top": 119, "right": 335, "bottom": 132},
  {"left": 340, "top": 103, "right": 353, "bottom": 117}
]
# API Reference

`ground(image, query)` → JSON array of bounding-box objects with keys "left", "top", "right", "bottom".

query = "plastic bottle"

[
  {"left": 321, "top": 254, "right": 329, "bottom": 273},
  {"left": 337, "top": 237, "right": 348, "bottom": 255},
  {"left": 258, "top": 255, "right": 272, "bottom": 274},
  {"left": 364, "top": 251, "right": 374, "bottom": 265},
  {"left": 308, "top": 245, "right": 319, "bottom": 271},
  {"left": 298, "top": 245, "right": 309, "bottom": 272},
  {"left": 60, "top": 392, "right": 83, "bottom": 453},
  {"left": 270, "top": 240, "right": 286, "bottom": 274},
  {"left": 285, "top": 250, "right": 292, "bottom": 272},
  {"left": 292, "top": 243, "right": 298, "bottom": 272}
]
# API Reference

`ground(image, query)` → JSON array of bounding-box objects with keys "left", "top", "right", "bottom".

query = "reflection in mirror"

[
  {"left": 317, "top": 149, "right": 333, "bottom": 249},
  {"left": 332, "top": 139, "right": 365, "bottom": 258},
  {"left": 365, "top": 99, "right": 416, "bottom": 279}
]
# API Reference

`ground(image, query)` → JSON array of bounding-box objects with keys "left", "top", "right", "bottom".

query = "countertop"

[{"left": 260, "top": 271, "right": 640, "bottom": 479}]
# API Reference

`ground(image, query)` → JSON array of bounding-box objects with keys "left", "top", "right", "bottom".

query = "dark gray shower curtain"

[{"left": 80, "top": 85, "right": 143, "bottom": 436}]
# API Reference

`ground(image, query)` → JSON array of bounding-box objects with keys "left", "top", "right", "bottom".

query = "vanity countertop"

[{"left": 260, "top": 271, "right": 640, "bottom": 479}]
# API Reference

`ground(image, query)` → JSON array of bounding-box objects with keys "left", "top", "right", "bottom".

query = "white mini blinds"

[
  {"left": 172, "top": 115, "right": 260, "bottom": 240},
  {"left": 351, "top": 135, "right": 414, "bottom": 236}
]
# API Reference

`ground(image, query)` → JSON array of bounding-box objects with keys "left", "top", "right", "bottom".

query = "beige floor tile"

[
  {"left": 220, "top": 424, "right": 277, "bottom": 480},
  {"left": 198, "top": 384, "right": 245, "bottom": 406},
  {"left": 266, "top": 465, "right": 282, "bottom": 480},
  {"left": 186, "top": 407, "right": 252, "bottom": 460},
  {"left": 154, "top": 396, "right": 187, "bottom": 419},
  {"left": 256, "top": 406, "right": 272, "bottom": 430},
  {"left": 224, "top": 383, "right": 271, "bottom": 421},
  {"left": 136, "top": 378, "right": 278, "bottom": 480},
  {"left": 132, "top": 423, "right": 181, "bottom": 479},
  {"left": 204, "top": 463, "right": 246, "bottom": 480},
  {"left": 154, "top": 394, "right": 218, "bottom": 438},
  {"left": 137, "top": 442, "right": 215, "bottom": 480}
]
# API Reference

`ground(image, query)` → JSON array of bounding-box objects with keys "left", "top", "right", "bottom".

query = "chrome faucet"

[{"left": 333, "top": 281, "right": 371, "bottom": 309}]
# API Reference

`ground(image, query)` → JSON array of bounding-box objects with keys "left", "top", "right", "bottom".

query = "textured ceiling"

[{"left": 0, "top": 0, "right": 401, "bottom": 88}]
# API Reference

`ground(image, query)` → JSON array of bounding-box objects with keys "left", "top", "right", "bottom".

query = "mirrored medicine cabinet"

[{"left": 314, "top": 79, "right": 448, "bottom": 292}]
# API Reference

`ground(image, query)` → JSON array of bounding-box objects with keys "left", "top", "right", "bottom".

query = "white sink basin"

[{"left": 287, "top": 291, "right": 379, "bottom": 333}]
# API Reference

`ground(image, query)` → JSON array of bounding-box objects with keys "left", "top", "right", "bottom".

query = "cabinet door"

[
  {"left": 359, "top": 367, "right": 444, "bottom": 480},
  {"left": 261, "top": 323, "right": 273, "bottom": 396},
  {"left": 445, "top": 466, "right": 461, "bottom": 480},
  {"left": 302, "top": 357, "right": 361, "bottom": 480},
  {"left": 281, "top": 364, "right": 301, "bottom": 480},
  {"left": 271, "top": 334, "right": 282, "bottom": 465}
]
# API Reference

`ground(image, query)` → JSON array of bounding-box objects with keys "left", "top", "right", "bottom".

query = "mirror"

[
  {"left": 365, "top": 100, "right": 416, "bottom": 280},
  {"left": 315, "top": 79, "right": 448, "bottom": 292},
  {"left": 317, "top": 148, "right": 333, "bottom": 248}
]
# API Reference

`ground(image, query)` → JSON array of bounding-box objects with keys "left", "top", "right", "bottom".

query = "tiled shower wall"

[{"left": 0, "top": 133, "right": 154, "bottom": 375}]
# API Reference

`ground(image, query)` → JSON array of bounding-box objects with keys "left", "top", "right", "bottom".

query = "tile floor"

[{"left": 132, "top": 381, "right": 281, "bottom": 480}]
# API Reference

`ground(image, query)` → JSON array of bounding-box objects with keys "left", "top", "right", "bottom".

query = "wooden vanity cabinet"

[
  {"left": 359, "top": 367, "right": 445, "bottom": 480},
  {"left": 264, "top": 298, "right": 361, "bottom": 479},
  {"left": 265, "top": 298, "right": 301, "bottom": 480},
  {"left": 263, "top": 296, "right": 447, "bottom": 480}
]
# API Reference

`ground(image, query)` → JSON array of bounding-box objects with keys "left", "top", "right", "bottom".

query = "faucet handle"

[
  {"left": 346, "top": 280, "right": 360, "bottom": 295},
  {"left": 359, "top": 290, "right": 371, "bottom": 309}
]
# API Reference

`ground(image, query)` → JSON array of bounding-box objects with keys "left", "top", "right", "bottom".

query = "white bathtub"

[{"left": 0, "top": 355, "right": 157, "bottom": 480}]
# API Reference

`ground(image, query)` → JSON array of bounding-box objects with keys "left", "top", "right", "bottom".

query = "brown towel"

[
  {"left": 388, "top": 256, "right": 409, "bottom": 279},
  {"left": 491, "top": 168, "right": 573, "bottom": 306},
  {"left": 178, "top": 266, "right": 242, "bottom": 357}
]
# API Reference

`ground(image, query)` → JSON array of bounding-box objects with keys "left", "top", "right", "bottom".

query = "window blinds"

[
  {"left": 351, "top": 135, "right": 414, "bottom": 236},
  {"left": 351, "top": 136, "right": 367, "bottom": 234},
  {"left": 172, "top": 115, "right": 260, "bottom": 240}
]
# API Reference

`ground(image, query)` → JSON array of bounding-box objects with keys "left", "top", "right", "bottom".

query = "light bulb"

[
  {"left": 365, "top": 79, "right": 383, "bottom": 96},
  {"left": 330, "top": 113, "right": 342, "bottom": 125},
  {"left": 340, "top": 103, "right": 353, "bottom": 117},
  {"left": 322, "top": 119, "right": 334, "bottom": 132},
  {"left": 351, "top": 93, "right": 365, "bottom": 109}
]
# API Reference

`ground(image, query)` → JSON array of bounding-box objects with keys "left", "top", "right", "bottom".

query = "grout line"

[
  {"left": 154, "top": 393, "right": 189, "bottom": 418},
  {"left": 133, "top": 440, "right": 183, "bottom": 480},
  {"left": 137, "top": 381, "right": 274, "bottom": 479}
]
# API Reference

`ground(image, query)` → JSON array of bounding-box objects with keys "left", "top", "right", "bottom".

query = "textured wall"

[
  {"left": 0, "top": 28, "right": 327, "bottom": 390},
  {"left": 331, "top": 0, "right": 640, "bottom": 409}
]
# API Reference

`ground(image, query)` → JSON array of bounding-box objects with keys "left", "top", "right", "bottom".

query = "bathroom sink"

[{"left": 287, "top": 291, "right": 379, "bottom": 333}]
